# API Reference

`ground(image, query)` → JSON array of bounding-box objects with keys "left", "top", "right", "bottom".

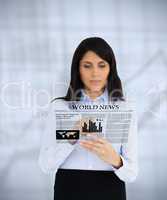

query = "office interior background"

[{"left": 0, "top": 0, "right": 167, "bottom": 199}]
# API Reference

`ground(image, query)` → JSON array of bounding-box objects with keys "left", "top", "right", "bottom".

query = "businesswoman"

[{"left": 38, "top": 37, "right": 138, "bottom": 200}]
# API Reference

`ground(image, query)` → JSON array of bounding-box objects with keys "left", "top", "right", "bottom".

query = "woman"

[{"left": 38, "top": 37, "right": 138, "bottom": 200}]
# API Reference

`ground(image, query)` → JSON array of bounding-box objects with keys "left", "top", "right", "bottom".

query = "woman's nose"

[{"left": 91, "top": 66, "right": 99, "bottom": 76}]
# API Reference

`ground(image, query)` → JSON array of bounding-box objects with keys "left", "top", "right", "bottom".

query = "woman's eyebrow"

[
  {"left": 98, "top": 60, "right": 106, "bottom": 64},
  {"left": 81, "top": 60, "right": 105, "bottom": 64},
  {"left": 81, "top": 61, "right": 92, "bottom": 64}
]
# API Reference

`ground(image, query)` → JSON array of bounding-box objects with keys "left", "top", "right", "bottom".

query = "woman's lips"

[{"left": 90, "top": 80, "right": 101, "bottom": 84}]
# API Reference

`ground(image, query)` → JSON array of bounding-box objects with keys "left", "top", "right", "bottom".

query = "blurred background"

[{"left": 0, "top": 0, "right": 167, "bottom": 199}]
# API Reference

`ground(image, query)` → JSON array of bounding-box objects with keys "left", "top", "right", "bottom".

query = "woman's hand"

[
  {"left": 68, "top": 117, "right": 90, "bottom": 145},
  {"left": 79, "top": 133, "right": 123, "bottom": 169}
]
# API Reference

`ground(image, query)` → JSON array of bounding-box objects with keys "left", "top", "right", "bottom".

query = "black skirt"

[{"left": 54, "top": 168, "right": 126, "bottom": 200}]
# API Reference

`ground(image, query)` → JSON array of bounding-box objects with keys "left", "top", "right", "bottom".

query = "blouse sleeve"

[
  {"left": 114, "top": 102, "right": 139, "bottom": 182},
  {"left": 38, "top": 101, "right": 77, "bottom": 175}
]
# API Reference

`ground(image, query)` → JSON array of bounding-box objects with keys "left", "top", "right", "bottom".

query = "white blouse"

[{"left": 38, "top": 89, "right": 138, "bottom": 183}]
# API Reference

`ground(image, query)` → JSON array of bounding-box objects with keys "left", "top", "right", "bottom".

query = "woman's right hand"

[{"left": 68, "top": 117, "right": 91, "bottom": 145}]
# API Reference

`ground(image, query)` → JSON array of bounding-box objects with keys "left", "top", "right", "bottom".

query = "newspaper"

[{"left": 55, "top": 101, "right": 134, "bottom": 144}]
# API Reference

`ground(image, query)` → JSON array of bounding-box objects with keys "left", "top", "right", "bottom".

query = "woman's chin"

[{"left": 88, "top": 86, "right": 104, "bottom": 93}]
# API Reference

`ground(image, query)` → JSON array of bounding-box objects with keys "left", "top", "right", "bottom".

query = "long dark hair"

[{"left": 51, "top": 37, "right": 124, "bottom": 102}]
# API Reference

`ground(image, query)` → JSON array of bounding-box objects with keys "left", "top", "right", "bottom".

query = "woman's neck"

[{"left": 83, "top": 88, "right": 105, "bottom": 100}]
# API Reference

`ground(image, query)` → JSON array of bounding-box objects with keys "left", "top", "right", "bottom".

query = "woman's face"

[{"left": 79, "top": 50, "right": 110, "bottom": 93}]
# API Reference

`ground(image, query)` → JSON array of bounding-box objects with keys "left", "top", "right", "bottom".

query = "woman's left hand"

[{"left": 79, "top": 133, "right": 123, "bottom": 169}]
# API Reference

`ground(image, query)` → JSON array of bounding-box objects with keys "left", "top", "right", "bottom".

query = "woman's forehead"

[{"left": 80, "top": 51, "right": 107, "bottom": 63}]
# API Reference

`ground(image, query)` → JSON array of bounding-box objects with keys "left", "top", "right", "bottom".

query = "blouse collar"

[{"left": 80, "top": 87, "right": 109, "bottom": 103}]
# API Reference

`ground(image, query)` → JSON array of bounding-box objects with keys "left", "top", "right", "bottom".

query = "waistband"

[
  {"left": 57, "top": 168, "right": 115, "bottom": 175},
  {"left": 56, "top": 168, "right": 125, "bottom": 184}
]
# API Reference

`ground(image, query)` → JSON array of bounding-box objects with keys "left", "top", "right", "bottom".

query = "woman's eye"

[
  {"left": 83, "top": 64, "right": 91, "bottom": 68},
  {"left": 99, "top": 64, "right": 106, "bottom": 68}
]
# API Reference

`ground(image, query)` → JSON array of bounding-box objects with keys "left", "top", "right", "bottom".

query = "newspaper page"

[{"left": 55, "top": 101, "right": 134, "bottom": 144}]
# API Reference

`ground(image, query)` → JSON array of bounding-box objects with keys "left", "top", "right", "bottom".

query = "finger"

[
  {"left": 80, "top": 132, "right": 97, "bottom": 138},
  {"left": 80, "top": 140, "right": 102, "bottom": 148},
  {"left": 81, "top": 131, "right": 88, "bottom": 136},
  {"left": 80, "top": 142, "right": 101, "bottom": 153},
  {"left": 95, "top": 137, "right": 107, "bottom": 144},
  {"left": 87, "top": 132, "right": 103, "bottom": 139},
  {"left": 87, "top": 132, "right": 98, "bottom": 136}
]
